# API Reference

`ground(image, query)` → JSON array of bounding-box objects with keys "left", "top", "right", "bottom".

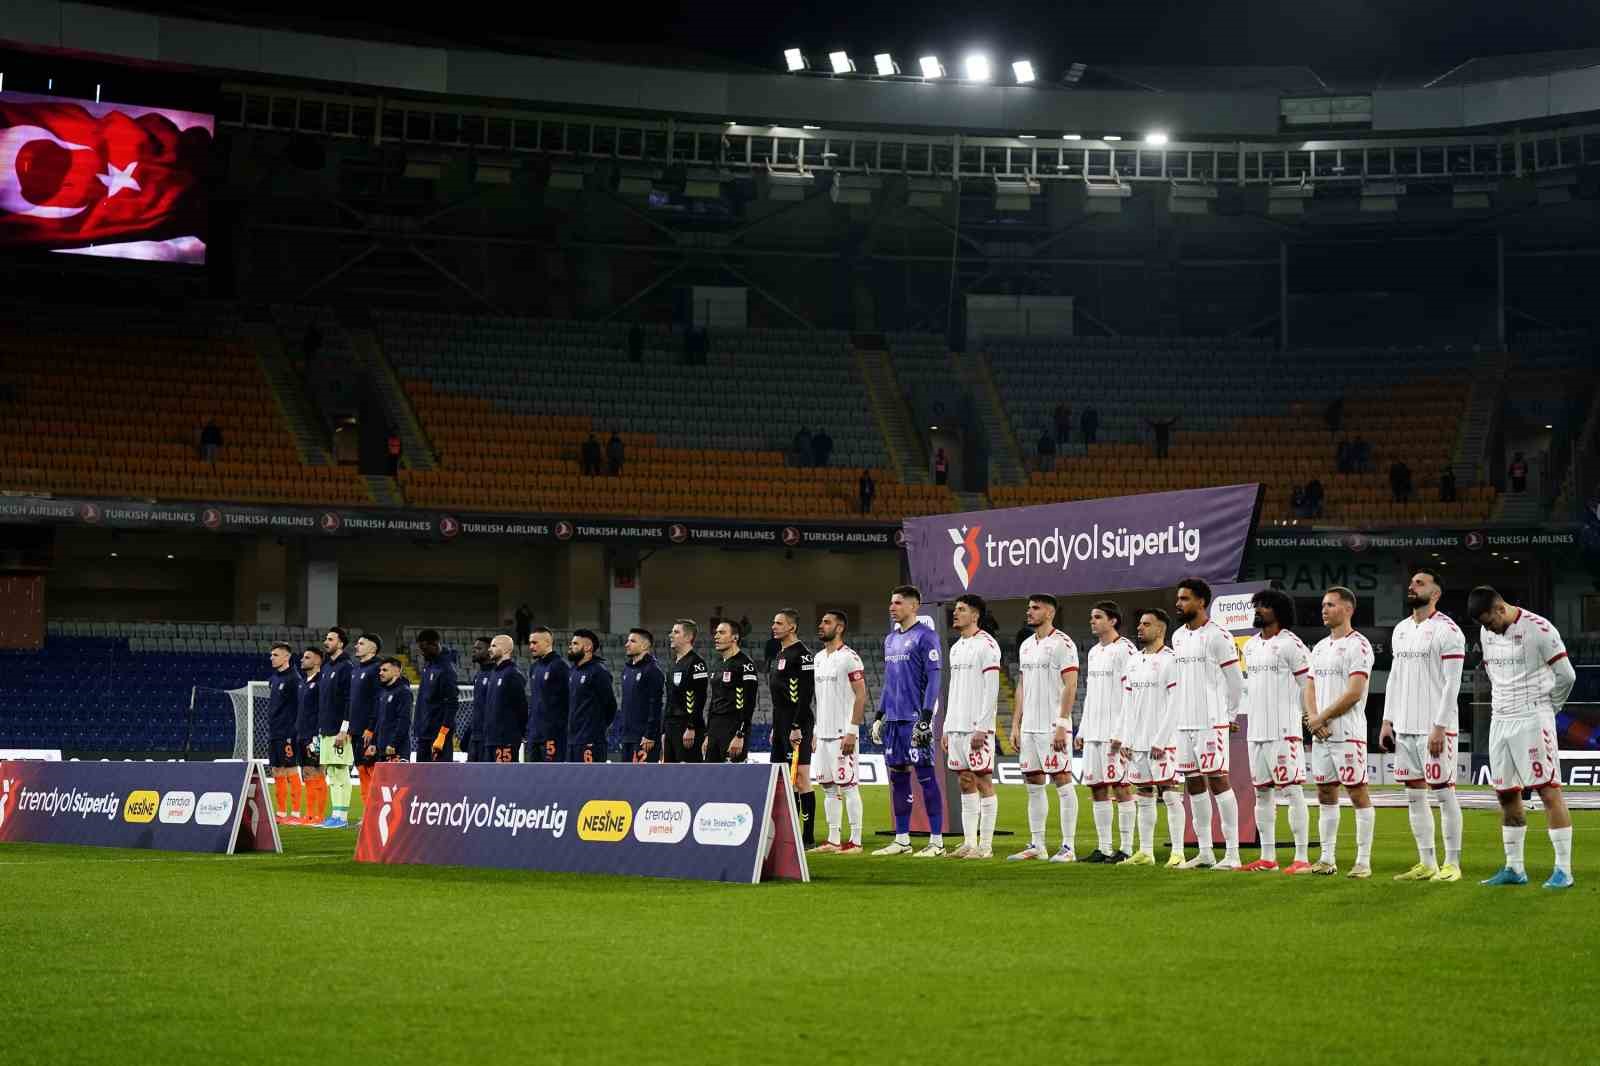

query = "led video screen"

[{"left": 0, "top": 91, "right": 213, "bottom": 264}]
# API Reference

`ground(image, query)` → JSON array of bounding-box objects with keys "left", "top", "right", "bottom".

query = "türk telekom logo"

[
  {"left": 0, "top": 778, "right": 18, "bottom": 830},
  {"left": 377, "top": 784, "right": 410, "bottom": 848},
  {"left": 947, "top": 525, "right": 983, "bottom": 590}
]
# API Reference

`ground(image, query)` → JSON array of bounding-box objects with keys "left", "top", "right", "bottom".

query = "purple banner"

[{"left": 902, "top": 484, "right": 1261, "bottom": 602}]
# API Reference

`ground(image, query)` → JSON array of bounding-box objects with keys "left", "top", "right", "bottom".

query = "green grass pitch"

[{"left": 3, "top": 784, "right": 1594, "bottom": 1066}]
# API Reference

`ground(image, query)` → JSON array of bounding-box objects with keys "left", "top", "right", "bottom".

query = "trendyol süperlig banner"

[
  {"left": 0, "top": 760, "right": 280, "bottom": 854},
  {"left": 902, "top": 484, "right": 1261, "bottom": 602},
  {"left": 354, "top": 762, "right": 808, "bottom": 884}
]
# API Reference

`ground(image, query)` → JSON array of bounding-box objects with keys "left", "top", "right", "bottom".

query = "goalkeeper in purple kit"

[{"left": 871, "top": 585, "right": 946, "bottom": 856}]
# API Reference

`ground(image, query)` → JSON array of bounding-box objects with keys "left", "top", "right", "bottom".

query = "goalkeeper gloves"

[
  {"left": 911, "top": 714, "right": 933, "bottom": 750},
  {"left": 433, "top": 727, "right": 449, "bottom": 755},
  {"left": 869, "top": 715, "right": 884, "bottom": 745}
]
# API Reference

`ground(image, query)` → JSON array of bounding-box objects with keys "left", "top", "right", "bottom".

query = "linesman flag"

[{"left": 0, "top": 94, "right": 212, "bottom": 258}]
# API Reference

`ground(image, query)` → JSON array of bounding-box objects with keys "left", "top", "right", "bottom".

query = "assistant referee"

[
  {"left": 662, "top": 619, "right": 708, "bottom": 763},
  {"left": 768, "top": 609, "right": 816, "bottom": 846}
]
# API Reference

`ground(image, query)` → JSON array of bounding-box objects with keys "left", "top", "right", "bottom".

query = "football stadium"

[{"left": 4, "top": 3, "right": 1600, "bottom": 1063}]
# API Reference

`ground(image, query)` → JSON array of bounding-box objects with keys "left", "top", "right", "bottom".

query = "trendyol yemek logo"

[
  {"left": 948, "top": 519, "right": 1204, "bottom": 587},
  {"left": 947, "top": 524, "right": 983, "bottom": 590}
]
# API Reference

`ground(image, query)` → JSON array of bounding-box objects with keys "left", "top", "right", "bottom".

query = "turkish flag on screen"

[{"left": 0, "top": 98, "right": 211, "bottom": 249}]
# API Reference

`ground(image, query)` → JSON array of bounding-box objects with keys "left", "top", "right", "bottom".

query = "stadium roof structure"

[
  {"left": 1088, "top": 65, "right": 1330, "bottom": 95},
  {"left": 1425, "top": 48, "right": 1600, "bottom": 88}
]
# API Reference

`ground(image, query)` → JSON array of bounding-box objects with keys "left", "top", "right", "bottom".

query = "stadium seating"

[
  {"left": 986, "top": 338, "right": 1497, "bottom": 526},
  {"left": 377, "top": 312, "right": 958, "bottom": 521},
  {"left": 0, "top": 310, "right": 372, "bottom": 506}
]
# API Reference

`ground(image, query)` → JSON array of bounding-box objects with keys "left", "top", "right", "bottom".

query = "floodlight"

[
  {"left": 1012, "top": 60, "right": 1035, "bottom": 84},
  {"left": 964, "top": 54, "right": 992, "bottom": 82},
  {"left": 919, "top": 56, "right": 944, "bottom": 79},
  {"left": 829, "top": 51, "right": 855, "bottom": 75},
  {"left": 874, "top": 53, "right": 899, "bottom": 77},
  {"left": 1145, "top": 131, "right": 1169, "bottom": 146},
  {"left": 784, "top": 48, "right": 807, "bottom": 72}
]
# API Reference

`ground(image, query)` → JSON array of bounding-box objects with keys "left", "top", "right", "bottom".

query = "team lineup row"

[{"left": 256, "top": 575, "right": 1577, "bottom": 887}]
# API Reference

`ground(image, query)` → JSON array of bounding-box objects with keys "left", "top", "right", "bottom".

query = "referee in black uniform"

[
  {"left": 768, "top": 609, "right": 817, "bottom": 846},
  {"left": 704, "top": 619, "right": 759, "bottom": 763},
  {"left": 662, "top": 619, "right": 708, "bottom": 763}
]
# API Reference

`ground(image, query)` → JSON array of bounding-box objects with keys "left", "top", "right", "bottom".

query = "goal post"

[{"left": 232, "top": 681, "right": 476, "bottom": 765}]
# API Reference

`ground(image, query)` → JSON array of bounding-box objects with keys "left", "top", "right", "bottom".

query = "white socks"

[
  {"left": 1255, "top": 789, "right": 1276, "bottom": 860},
  {"left": 961, "top": 792, "right": 980, "bottom": 849},
  {"left": 1191, "top": 789, "right": 1214, "bottom": 859},
  {"left": 1319, "top": 802, "right": 1341, "bottom": 865},
  {"left": 1551, "top": 825, "right": 1573, "bottom": 872},
  {"left": 1354, "top": 805, "right": 1375, "bottom": 866},
  {"left": 1438, "top": 788, "right": 1463, "bottom": 866},
  {"left": 1163, "top": 791, "right": 1186, "bottom": 853},
  {"left": 1503, "top": 825, "right": 1527, "bottom": 874},
  {"left": 842, "top": 786, "right": 863, "bottom": 846},
  {"left": 1093, "top": 799, "right": 1114, "bottom": 855},
  {"left": 1118, "top": 799, "right": 1136, "bottom": 853},
  {"left": 1215, "top": 790, "right": 1240, "bottom": 860},
  {"left": 1406, "top": 788, "right": 1437, "bottom": 868},
  {"left": 1057, "top": 783, "right": 1078, "bottom": 854},
  {"left": 1285, "top": 786, "right": 1310, "bottom": 864},
  {"left": 1135, "top": 793, "right": 1158, "bottom": 856},
  {"left": 1026, "top": 782, "right": 1048, "bottom": 850},
  {"left": 978, "top": 794, "right": 998, "bottom": 850},
  {"left": 823, "top": 785, "right": 842, "bottom": 845}
]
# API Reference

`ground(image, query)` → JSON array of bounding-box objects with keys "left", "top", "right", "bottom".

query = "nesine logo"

[
  {"left": 576, "top": 800, "right": 633, "bottom": 841},
  {"left": 123, "top": 790, "right": 160, "bottom": 823},
  {"left": 376, "top": 784, "right": 410, "bottom": 848},
  {"left": 947, "top": 524, "right": 983, "bottom": 590}
]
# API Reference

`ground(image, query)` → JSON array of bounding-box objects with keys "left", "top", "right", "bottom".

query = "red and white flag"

[{"left": 0, "top": 94, "right": 212, "bottom": 255}]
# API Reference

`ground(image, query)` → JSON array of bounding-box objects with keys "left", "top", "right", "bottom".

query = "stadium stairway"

[
  {"left": 348, "top": 327, "right": 438, "bottom": 472},
  {"left": 1552, "top": 382, "right": 1600, "bottom": 519},
  {"left": 244, "top": 321, "right": 332, "bottom": 466},
  {"left": 364, "top": 474, "right": 404, "bottom": 508},
  {"left": 952, "top": 351, "right": 1027, "bottom": 487},
  {"left": 856, "top": 349, "right": 929, "bottom": 484},
  {"left": 1451, "top": 351, "right": 1510, "bottom": 487}
]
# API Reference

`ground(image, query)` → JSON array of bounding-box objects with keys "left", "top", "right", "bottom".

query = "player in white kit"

[
  {"left": 1007, "top": 594, "right": 1081, "bottom": 862},
  {"left": 1379, "top": 569, "right": 1466, "bottom": 883},
  {"left": 1305, "top": 587, "right": 1377, "bottom": 879},
  {"left": 1118, "top": 608, "right": 1186, "bottom": 867},
  {"left": 809, "top": 610, "right": 868, "bottom": 854},
  {"left": 1171, "top": 579, "right": 1246, "bottom": 870},
  {"left": 1468, "top": 586, "right": 1578, "bottom": 889},
  {"left": 1237, "top": 588, "right": 1316, "bottom": 874},
  {"left": 1077, "top": 601, "right": 1139, "bottom": 863},
  {"left": 942, "top": 594, "right": 1002, "bottom": 859}
]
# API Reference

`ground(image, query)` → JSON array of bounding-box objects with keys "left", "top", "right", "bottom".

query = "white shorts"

[
  {"left": 1079, "top": 740, "right": 1127, "bottom": 788},
  {"left": 1126, "top": 747, "right": 1177, "bottom": 786},
  {"left": 810, "top": 737, "right": 859, "bottom": 788},
  {"left": 1018, "top": 732, "right": 1074, "bottom": 777},
  {"left": 1489, "top": 714, "right": 1561, "bottom": 793},
  {"left": 1249, "top": 737, "right": 1306, "bottom": 788},
  {"left": 1175, "top": 725, "right": 1230, "bottom": 776},
  {"left": 1310, "top": 739, "right": 1369, "bottom": 787},
  {"left": 945, "top": 731, "right": 996, "bottom": 774},
  {"left": 1393, "top": 731, "right": 1456, "bottom": 786}
]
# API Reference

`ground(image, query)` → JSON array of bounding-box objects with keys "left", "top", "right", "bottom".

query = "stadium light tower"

[
  {"left": 829, "top": 51, "right": 856, "bottom": 74},
  {"left": 874, "top": 53, "right": 899, "bottom": 77},
  {"left": 919, "top": 55, "right": 945, "bottom": 79},
  {"left": 964, "top": 54, "right": 992, "bottom": 82},
  {"left": 784, "top": 48, "right": 808, "bottom": 72},
  {"left": 1145, "top": 131, "right": 1170, "bottom": 146},
  {"left": 1012, "top": 60, "right": 1036, "bottom": 84}
]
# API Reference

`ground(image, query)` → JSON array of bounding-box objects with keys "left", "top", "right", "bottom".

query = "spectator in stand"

[
  {"left": 1509, "top": 451, "right": 1528, "bottom": 493},
  {"left": 812, "top": 428, "right": 834, "bottom": 467},
  {"left": 1354, "top": 437, "right": 1373, "bottom": 473},
  {"left": 858, "top": 468, "right": 876, "bottom": 514},
  {"left": 199, "top": 418, "right": 222, "bottom": 463},
  {"left": 1291, "top": 485, "right": 1308, "bottom": 519},
  {"left": 933, "top": 448, "right": 949, "bottom": 485},
  {"left": 514, "top": 603, "right": 533, "bottom": 645},
  {"left": 1305, "top": 479, "right": 1324, "bottom": 518},
  {"left": 1147, "top": 415, "right": 1179, "bottom": 460},
  {"left": 1390, "top": 460, "right": 1413, "bottom": 503},
  {"left": 385, "top": 427, "right": 402, "bottom": 476},
  {"left": 1081, "top": 406, "right": 1099, "bottom": 446},
  {"left": 607, "top": 431, "right": 625, "bottom": 476},
  {"left": 1054, "top": 403, "right": 1072, "bottom": 446},
  {"left": 793, "top": 426, "right": 813, "bottom": 468},
  {"left": 1325, "top": 396, "right": 1344, "bottom": 434},
  {"left": 1440, "top": 467, "right": 1458, "bottom": 503},
  {"left": 1037, "top": 428, "right": 1056, "bottom": 472},
  {"left": 1336, "top": 440, "right": 1353, "bottom": 475},
  {"left": 581, "top": 434, "right": 602, "bottom": 476},
  {"left": 628, "top": 323, "right": 643, "bottom": 364}
]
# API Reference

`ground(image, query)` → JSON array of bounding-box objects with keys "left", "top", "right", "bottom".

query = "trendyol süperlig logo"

[
  {"left": 0, "top": 777, "right": 17, "bottom": 830},
  {"left": 377, "top": 784, "right": 411, "bottom": 848},
  {"left": 947, "top": 524, "right": 983, "bottom": 590}
]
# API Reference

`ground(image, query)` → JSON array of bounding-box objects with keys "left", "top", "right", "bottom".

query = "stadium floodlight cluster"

[{"left": 784, "top": 47, "right": 1040, "bottom": 85}]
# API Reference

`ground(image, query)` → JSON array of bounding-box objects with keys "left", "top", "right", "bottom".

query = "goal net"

[{"left": 232, "top": 681, "right": 477, "bottom": 763}]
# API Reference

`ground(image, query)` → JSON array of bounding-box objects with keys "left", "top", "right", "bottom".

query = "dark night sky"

[{"left": 106, "top": 2, "right": 1600, "bottom": 88}]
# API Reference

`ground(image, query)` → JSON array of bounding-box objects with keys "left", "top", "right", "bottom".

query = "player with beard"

[
  {"left": 412, "top": 630, "right": 458, "bottom": 762},
  {"left": 1170, "top": 579, "right": 1246, "bottom": 870},
  {"left": 464, "top": 636, "right": 493, "bottom": 762}
]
